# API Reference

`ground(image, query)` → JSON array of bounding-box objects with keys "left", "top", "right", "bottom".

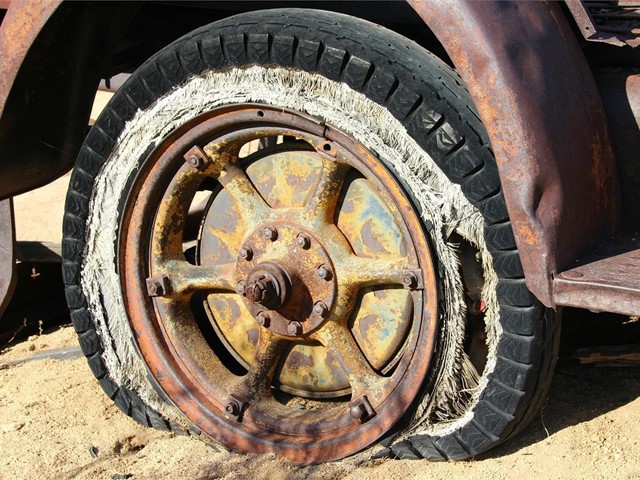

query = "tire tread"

[{"left": 63, "top": 8, "right": 559, "bottom": 461}]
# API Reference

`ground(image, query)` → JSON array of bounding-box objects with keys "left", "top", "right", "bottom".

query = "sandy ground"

[
  {"left": 0, "top": 326, "right": 638, "bottom": 480},
  {"left": 2, "top": 91, "right": 639, "bottom": 479}
]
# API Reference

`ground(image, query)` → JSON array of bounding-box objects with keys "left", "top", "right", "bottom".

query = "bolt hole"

[
  {"left": 257, "top": 111, "right": 265, "bottom": 117},
  {"left": 323, "top": 143, "right": 332, "bottom": 152}
]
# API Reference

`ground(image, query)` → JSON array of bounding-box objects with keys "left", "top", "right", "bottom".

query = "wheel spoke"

[
  {"left": 314, "top": 321, "right": 381, "bottom": 396},
  {"left": 229, "top": 330, "right": 288, "bottom": 400},
  {"left": 159, "top": 260, "right": 236, "bottom": 295},
  {"left": 337, "top": 254, "right": 410, "bottom": 290},
  {"left": 307, "top": 157, "right": 350, "bottom": 224},
  {"left": 152, "top": 164, "right": 204, "bottom": 259},
  {"left": 218, "top": 163, "right": 272, "bottom": 229}
]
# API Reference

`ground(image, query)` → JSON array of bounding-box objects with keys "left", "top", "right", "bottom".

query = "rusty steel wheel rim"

[{"left": 120, "top": 104, "right": 439, "bottom": 463}]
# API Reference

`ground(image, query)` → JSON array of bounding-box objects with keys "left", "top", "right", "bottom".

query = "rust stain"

[
  {"left": 0, "top": 0, "right": 62, "bottom": 117},
  {"left": 408, "top": 0, "right": 620, "bottom": 305}
]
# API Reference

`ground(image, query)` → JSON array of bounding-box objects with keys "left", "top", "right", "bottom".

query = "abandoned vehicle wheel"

[
  {"left": 62, "top": 9, "right": 560, "bottom": 462},
  {"left": 121, "top": 105, "right": 439, "bottom": 463}
]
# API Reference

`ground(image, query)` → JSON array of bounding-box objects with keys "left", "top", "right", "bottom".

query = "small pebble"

[
  {"left": 89, "top": 446, "right": 99, "bottom": 459},
  {"left": 0, "top": 422, "right": 25, "bottom": 433}
]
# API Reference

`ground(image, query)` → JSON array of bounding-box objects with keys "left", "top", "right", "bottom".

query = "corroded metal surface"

[
  {"left": 0, "top": 0, "right": 61, "bottom": 120},
  {"left": 0, "top": 2, "right": 140, "bottom": 200},
  {"left": 409, "top": 0, "right": 620, "bottom": 307},
  {"left": 567, "top": 0, "right": 640, "bottom": 48},
  {"left": 555, "top": 64, "right": 640, "bottom": 314},
  {"left": 0, "top": 198, "right": 16, "bottom": 320},
  {"left": 554, "top": 233, "right": 640, "bottom": 316},
  {"left": 596, "top": 73, "right": 640, "bottom": 230},
  {"left": 120, "top": 104, "right": 438, "bottom": 462}
]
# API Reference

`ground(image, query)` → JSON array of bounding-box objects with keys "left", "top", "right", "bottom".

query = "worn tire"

[{"left": 62, "top": 8, "right": 560, "bottom": 461}]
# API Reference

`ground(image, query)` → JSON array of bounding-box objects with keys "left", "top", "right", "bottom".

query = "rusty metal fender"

[
  {"left": 0, "top": 0, "right": 62, "bottom": 199},
  {"left": 0, "top": 0, "right": 61, "bottom": 121},
  {"left": 0, "top": 1, "right": 140, "bottom": 200},
  {"left": 408, "top": 0, "right": 620, "bottom": 307}
]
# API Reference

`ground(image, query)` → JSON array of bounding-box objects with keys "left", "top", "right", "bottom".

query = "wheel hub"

[
  {"left": 242, "top": 263, "right": 289, "bottom": 309},
  {"left": 235, "top": 224, "right": 337, "bottom": 338}
]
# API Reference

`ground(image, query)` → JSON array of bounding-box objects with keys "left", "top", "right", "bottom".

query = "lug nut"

[
  {"left": 187, "top": 155, "right": 203, "bottom": 169},
  {"left": 236, "top": 281, "right": 246, "bottom": 295},
  {"left": 296, "top": 234, "right": 311, "bottom": 249},
  {"left": 224, "top": 397, "right": 247, "bottom": 422},
  {"left": 147, "top": 281, "right": 162, "bottom": 296},
  {"left": 263, "top": 226, "right": 278, "bottom": 241},
  {"left": 402, "top": 269, "right": 423, "bottom": 290},
  {"left": 350, "top": 404, "right": 366, "bottom": 421},
  {"left": 312, "top": 301, "right": 329, "bottom": 318},
  {"left": 287, "top": 321, "right": 303, "bottom": 335},
  {"left": 225, "top": 402, "right": 239, "bottom": 416},
  {"left": 183, "top": 146, "right": 209, "bottom": 171},
  {"left": 349, "top": 395, "right": 375, "bottom": 423},
  {"left": 402, "top": 272, "right": 418, "bottom": 289},
  {"left": 256, "top": 311, "right": 270, "bottom": 327},
  {"left": 238, "top": 247, "right": 253, "bottom": 261},
  {"left": 146, "top": 276, "right": 171, "bottom": 297},
  {"left": 316, "top": 265, "right": 332, "bottom": 280}
]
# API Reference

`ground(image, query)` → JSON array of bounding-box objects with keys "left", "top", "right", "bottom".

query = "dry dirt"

[
  {"left": 2, "top": 92, "right": 639, "bottom": 480},
  {"left": 0, "top": 325, "right": 639, "bottom": 480}
]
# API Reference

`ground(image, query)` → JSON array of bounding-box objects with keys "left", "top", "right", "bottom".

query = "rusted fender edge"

[
  {"left": 408, "top": 0, "right": 620, "bottom": 307},
  {"left": 0, "top": 0, "right": 61, "bottom": 123},
  {"left": 0, "top": 2, "right": 140, "bottom": 200}
]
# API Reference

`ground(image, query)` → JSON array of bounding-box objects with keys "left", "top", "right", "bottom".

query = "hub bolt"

[
  {"left": 316, "top": 264, "right": 332, "bottom": 281},
  {"left": 296, "top": 234, "right": 311, "bottom": 249},
  {"left": 312, "top": 301, "right": 329, "bottom": 318},
  {"left": 287, "top": 321, "right": 303, "bottom": 335},
  {"left": 236, "top": 281, "right": 246, "bottom": 295},
  {"left": 256, "top": 311, "right": 270, "bottom": 327},
  {"left": 263, "top": 227, "right": 278, "bottom": 241},
  {"left": 238, "top": 247, "right": 253, "bottom": 261}
]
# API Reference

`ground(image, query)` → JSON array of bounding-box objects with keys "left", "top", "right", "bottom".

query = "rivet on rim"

[
  {"left": 349, "top": 395, "right": 376, "bottom": 423},
  {"left": 146, "top": 276, "right": 171, "bottom": 297},
  {"left": 263, "top": 227, "right": 278, "bottom": 241}
]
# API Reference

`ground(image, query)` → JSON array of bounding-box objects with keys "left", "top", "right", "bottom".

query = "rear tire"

[{"left": 63, "top": 8, "right": 560, "bottom": 462}]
